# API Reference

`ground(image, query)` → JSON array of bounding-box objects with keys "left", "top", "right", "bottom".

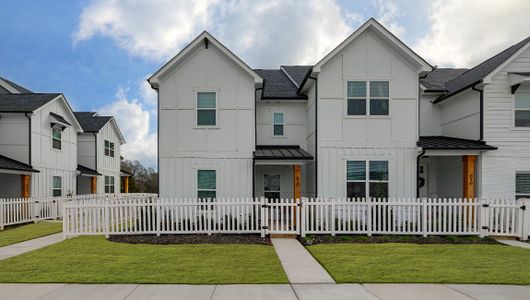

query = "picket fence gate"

[{"left": 63, "top": 197, "right": 530, "bottom": 240}]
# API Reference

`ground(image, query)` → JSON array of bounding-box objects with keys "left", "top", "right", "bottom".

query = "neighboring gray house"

[
  {"left": 74, "top": 112, "right": 125, "bottom": 195},
  {"left": 0, "top": 77, "right": 83, "bottom": 198},
  {"left": 147, "top": 18, "right": 528, "bottom": 202}
]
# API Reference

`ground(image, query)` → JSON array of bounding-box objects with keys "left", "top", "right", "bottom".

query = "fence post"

[
  {"left": 367, "top": 197, "right": 372, "bottom": 236},
  {"left": 207, "top": 198, "right": 212, "bottom": 236},
  {"left": 104, "top": 199, "right": 110, "bottom": 239},
  {"left": 300, "top": 198, "right": 306, "bottom": 237},
  {"left": 62, "top": 201, "right": 68, "bottom": 240},
  {"left": 422, "top": 198, "right": 427, "bottom": 237},
  {"left": 479, "top": 199, "right": 489, "bottom": 238},
  {"left": 33, "top": 199, "right": 39, "bottom": 223},
  {"left": 331, "top": 199, "right": 336, "bottom": 236},
  {"left": 260, "top": 197, "right": 266, "bottom": 238},
  {"left": 156, "top": 197, "right": 161, "bottom": 237},
  {"left": 1, "top": 199, "right": 4, "bottom": 230},
  {"left": 518, "top": 198, "right": 530, "bottom": 241}
]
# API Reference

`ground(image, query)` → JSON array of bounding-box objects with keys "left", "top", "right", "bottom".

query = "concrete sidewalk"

[
  {"left": 271, "top": 238, "right": 335, "bottom": 284},
  {"left": 0, "top": 233, "right": 63, "bottom": 260},
  {"left": 497, "top": 239, "right": 530, "bottom": 249},
  {"left": 1, "top": 283, "right": 530, "bottom": 300}
]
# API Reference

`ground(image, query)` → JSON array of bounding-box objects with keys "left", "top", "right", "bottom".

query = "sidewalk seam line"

[
  {"left": 360, "top": 284, "right": 383, "bottom": 300},
  {"left": 209, "top": 284, "right": 218, "bottom": 300},
  {"left": 444, "top": 284, "right": 478, "bottom": 300},
  {"left": 36, "top": 284, "right": 68, "bottom": 300},
  {"left": 123, "top": 284, "right": 140, "bottom": 300}
]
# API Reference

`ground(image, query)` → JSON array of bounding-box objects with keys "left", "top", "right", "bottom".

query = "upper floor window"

[
  {"left": 347, "top": 81, "right": 389, "bottom": 116},
  {"left": 516, "top": 172, "right": 530, "bottom": 200},
  {"left": 52, "top": 127, "right": 62, "bottom": 150},
  {"left": 52, "top": 176, "right": 62, "bottom": 197},
  {"left": 104, "top": 140, "right": 115, "bottom": 157},
  {"left": 197, "top": 170, "right": 216, "bottom": 200},
  {"left": 273, "top": 112, "right": 284, "bottom": 136},
  {"left": 104, "top": 176, "right": 115, "bottom": 193},
  {"left": 197, "top": 92, "right": 216, "bottom": 126},
  {"left": 514, "top": 92, "right": 530, "bottom": 127},
  {"left": 346, "top": 160, "right": 389, "bottom": 199}
]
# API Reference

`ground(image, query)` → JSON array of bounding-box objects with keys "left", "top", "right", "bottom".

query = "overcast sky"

[{"left": 1, "top": 0, "right": 529, "bottom": 168}]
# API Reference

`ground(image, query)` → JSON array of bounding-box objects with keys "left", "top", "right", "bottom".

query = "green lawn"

[
  {"left": 0, "top": 221, "right": 62, "bottom": 247},
  {"left": 307, "top": 243, "right": 530, "bottom": 284},
  {"left": 0, "top": 236, "right": 288, "bottom": 284}
]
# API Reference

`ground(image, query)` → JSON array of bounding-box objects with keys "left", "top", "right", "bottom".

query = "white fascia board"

[
  {"left": 0, "top": 78, "right": 20, "bottom": 93},
  {"left": 148, "top": 31, "right": 263, "bottom": 89},
  {"left": 424, "top": 149, "right": 482, "bottom": 156}
]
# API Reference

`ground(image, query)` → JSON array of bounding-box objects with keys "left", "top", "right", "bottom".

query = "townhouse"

[{"left": 146, "top": 18, "right": 526, "bottom": 202}]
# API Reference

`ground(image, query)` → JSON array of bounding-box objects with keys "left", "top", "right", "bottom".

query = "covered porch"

[
  {"left": 417, "top": 136, "right": 497, "bottom": 199},
  {"left": 0, "top": 155, "right": 39, "bottom": 198},
  {"left": 76, "top": 164, "right": 101, "bottom": 195},
  {"left": 253, "top": 146, "right": 313, "bottom": 200}
]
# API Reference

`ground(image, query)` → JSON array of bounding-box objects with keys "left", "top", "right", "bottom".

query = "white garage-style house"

[{"left": 149, "top": 18, "right": 530, "bottom": 202}]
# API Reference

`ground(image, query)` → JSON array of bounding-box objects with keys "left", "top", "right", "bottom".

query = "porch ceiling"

[
  {"left": 418, "top": 136, "right": 497, "bottom": 151},
  {"left": 254, "top": 145, "right": 313, "bottom": 160}
]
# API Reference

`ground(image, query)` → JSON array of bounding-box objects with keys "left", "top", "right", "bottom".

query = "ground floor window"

[
  {"left": 197, "top": 170, "right": 216, "bottom": 200},
  {"left": 105, "top": 176, "right": 115, "bottom": 194},
  {"left": 264, "top": 174, "right": 280, "bottom": 200},
  {"left": 516, "top": 172, "right": 530, "bottom": 200},
  {"left": 347, "top": 160, "right": 389, "bottom": 199},
  {"left": 52, "top": 176, "right": 62, "bottom": 197}
]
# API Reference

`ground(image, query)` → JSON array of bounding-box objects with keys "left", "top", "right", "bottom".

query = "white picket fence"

[{"left": 62, "top": 196, "right": 530, "bottom": 240}]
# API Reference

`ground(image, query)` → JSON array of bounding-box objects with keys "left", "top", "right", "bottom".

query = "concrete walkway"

[
  {"left": 497, "top": 239, "right": 530, "bottom": 249},
  {"left": 0, "top": 233, "right": 63, "bottom": 260},
  {"left": 271, "top": 238, "right": 335, "bottom": 284},
  {"left": 1, "top": 283, "right": 530, "bottom": 300}
]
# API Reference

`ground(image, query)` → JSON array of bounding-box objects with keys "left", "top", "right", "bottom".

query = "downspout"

[
  {"left": 416, "top": 149, "right": 426, "bottom": 198},
  {"left": 24, "top": 113, "right": 31, "bottom": 165},
  {"left": 253, "top": 87, "right": 263, "bottom": 198},
  {"left": 308, "top": 75, "right": 318, "bottom": 197},
  {"left": 472, "top": 83, "right": 484, "bottom": 140}
]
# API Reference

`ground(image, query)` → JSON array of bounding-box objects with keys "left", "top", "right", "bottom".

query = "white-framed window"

[
  {"left": 52, "top": 176, "right": 62, "bottom": 197},
  {"left": 346, "top": 81, "right": 389, "bottom": 116},
  {"left": 346, "top": 160, "right": 389, "bottom": 199},
  {"left": 264, "top": 174, "right": 281, "bottom": 200},
  {"left": 104, "top": 176, "right": 115, "bottom": 194},
  {"left": 273, "top": 112, "right": 284, "bottom": 136},
  {"left": 104, "top": 140, "right": 115, "bottom": 157},
  {"left": 52, "top": 127, "right": 62, "bottom": 150},
  {"left": 197, "top": 92, "right": 216, "bottom": 126},
  {"left": 516, "top": 172, "right": 530, "bottom": 200},
  {"left": 514, "top": 91, "right": 530, "bottom": 127},
  {"left": 197, "top": 170, "right": 216, "bottom": 199}
]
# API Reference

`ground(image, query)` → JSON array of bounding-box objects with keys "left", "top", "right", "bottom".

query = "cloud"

[
  {"left": 74, "top": 0, "right": 353, "bottom": 67},
  {"left": 372, "top": 0, "right": 406, "bottom": 37},
  {"left": 99, "top": 85, "right": 157, "bottom": 167},
  {"left": 415, "top": 0, "right": 530, "bottom": 67}
]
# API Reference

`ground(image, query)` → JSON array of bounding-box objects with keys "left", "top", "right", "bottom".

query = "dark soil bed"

[
  {"left": 298, "top": 234, "right": 501, "bottom": 246},
  {"left": 109, "top": 234, "right": 271, "bottom": 245}
]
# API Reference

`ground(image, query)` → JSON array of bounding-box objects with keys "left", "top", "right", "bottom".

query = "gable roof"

[
  {"left": 0, "top": 77, "right": 32, "bottom": 94},
  {"left": 148, "top": 31, "right": 263, "bottom": 89},
  {"left": 0, "top": 93, "right": 61, "bottom": 112},
  {"left": 0, "top": 155, "right": 39, "bottom": 173},
  {"left": 434, "top": 36, "right": 530, "bottom": 103},
  {"left": 254, "top": 69, "right": 307, "bottom": 100},
  {"left": 421, "top": 68, "right": 469, "bottom": 91},
  {"left": 312, "top": 18, "right": 432, "bottom": 74},
  {"left": 74, "top": 112, "right": 126, "bottom": 144}
]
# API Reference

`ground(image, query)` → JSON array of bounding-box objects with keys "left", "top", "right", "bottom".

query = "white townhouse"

[
  {"left": 0, "top": 77, "right": 83, "bottom": 198},
  {"left": 74, "top": 112, "right": 125, "bottom": 195},
  {"left": 150, "top": 18, "right": 530, "bottom": 202}
]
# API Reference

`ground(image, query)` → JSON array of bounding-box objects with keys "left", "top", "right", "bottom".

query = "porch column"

[
  {"left": 293, "top": 165, "right": 301, "bottom": 200},
  {"left": 462, "top": 155, "right": 476, "bottom": 199},
  {"left": 124, "top": 176, "right": 129, "bottom": 193},
  {"left": 91, "top": 176, "right": 97, "bottom": 194},
  {"left": 21, "top": 175, "right": 30, "bottom": 198}
]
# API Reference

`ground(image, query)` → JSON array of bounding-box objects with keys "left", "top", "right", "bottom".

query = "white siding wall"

[
  {"left": 96, "top": 121, "right": 122, "bottom": 193},
  {"left": 438, "top": 89, "right": 480, "bottom": 140},
  {"left": 419, "top": 93, "right": 442, "bottom": 136},
  {"left": 30, "top": 99, "right": 78, "bottom": 197},
  {"left": 481, "top": 46, "right": 530, "bottom": 198},
  {"left": 158, "top": 41, "right": 255, "bottom": 198},
  {"left": 0, "top": 113, "right": 30, "bottom": 164},
  {"left": 256, "top": 101, "right": 306, "bottom": 147},
  {"left": 305, "top": 86, "right": 317, "bottom": 197},
  {"left": 77, "top": 133, "right": 96, "bottom": 170},
  {"left": 316, "top": 30, "right": 420, "bottom": 198}
]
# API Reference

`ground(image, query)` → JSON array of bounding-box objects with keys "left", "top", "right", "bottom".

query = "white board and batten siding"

[
  {"left": 313, "top": 29, "right": 421, "bottom": 198},
  {"left": 437, "top": 89, "right": 481, "bottom": 140},
  {"left": 481, "top": 45, "right": 530, "bottom": 198},
  {"left": 158, "top": 40, "right": 255, "bottom": 198},
  {"left": 96, "top": 120, "right": 122, "bottom": 193},
  {"left": 256, "top": 101, "right": 307, "bottom": 147},
  {"left": 0, "top": 113, "right": 30, "bottom": 164},
  {"left": 31, "top": 98, "right": 79, "bottom": 197}
]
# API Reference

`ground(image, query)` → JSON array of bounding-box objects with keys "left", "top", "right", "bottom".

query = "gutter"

[
  {"left": 416, "top": 149, "right": 426, "bottom": 198},
  {"left": 24, "top": 113, "right": 31, "bottom": 165},
  {"left": 433, "top": 80, "right": 482, "bottom": 104},
  {"left": 308, "top": 75, "right": 318, "bottom": 197},
  {"left": 472, "top": 84, "right": 484, "bottom": 140}
]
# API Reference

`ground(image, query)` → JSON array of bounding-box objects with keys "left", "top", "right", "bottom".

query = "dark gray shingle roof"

[
  {"left": 254, "top": 145, "right": 313, "bottom": 160},
  {"left": 0, "top": 93, "right": 61, "bottom": 112},
  {"left": 77, "top": 164, "right": 101, "bottom": 176},
  {"left": 435, "top": 36, "right": 530, "bottom": 102},
  {"left": 0, "top": 77, "right": 33, "bottom": 94},
  {"left": 0, "top": 155, "right": 39, "bottom": 173},
  {"left": 421, "top": 68, "right": 468, "bottom": 91},
  {"left": 281, "top": 65, "right": 312, "bottom": 87},
  {"left": 254, "top": 69, "right": 307, "bottom": 99},
  {"left": 418, "top": 136, "right": 497, "bottom": 150},
  {"left": 74, "top": 112, "right": 112, "bottom": 132}
]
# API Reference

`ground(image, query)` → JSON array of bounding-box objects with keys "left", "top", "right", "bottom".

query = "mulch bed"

[
  {"left": 109, "top": 234, "right": 272, "bottom": 245},
  {"left": 298, "top": 235, "right": 501, "bottom": 246}
]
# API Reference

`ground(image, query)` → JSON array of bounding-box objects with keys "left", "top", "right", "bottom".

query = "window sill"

[
  {"left": 343, "top": 115, "right": 391, "bottom": 119},
  {"left": 511, "top": 126, "right": 530, "bottom": 131},
  {"left": 194, "top": 126, "right": 221, "bottom": 129}
]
